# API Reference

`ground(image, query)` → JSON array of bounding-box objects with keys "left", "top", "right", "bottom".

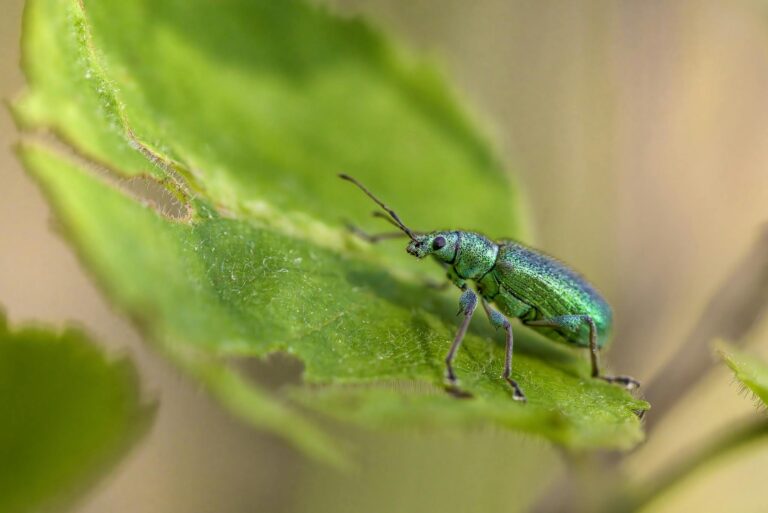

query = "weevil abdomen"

[{"left": 490, "top": 241, "right": 613, "bottom": 349}]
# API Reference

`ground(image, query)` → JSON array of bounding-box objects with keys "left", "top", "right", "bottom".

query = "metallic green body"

[
  {"left": 410, "top": 231, "right": 612, "bottom": 349},
  {"left": 339, "top": 173, "right": 637, "bottom": 399}
]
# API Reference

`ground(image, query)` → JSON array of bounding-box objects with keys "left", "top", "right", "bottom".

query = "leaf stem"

[
  {"left": 643, "top": 225, "right": 768, "bottom": 431},
  {"left": 614, "top": 417, "right": 768, "bottom": 513}
]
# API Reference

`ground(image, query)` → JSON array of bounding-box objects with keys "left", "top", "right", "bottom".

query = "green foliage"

[
  {"left": 719, "top": 344, "right": 768, "bottom": 407},
  {"left": 0, "top": 311, "right": 152, "bottom": 513},
  {"left": 14, "top": 0, "right": 647, "bottom": 461}
]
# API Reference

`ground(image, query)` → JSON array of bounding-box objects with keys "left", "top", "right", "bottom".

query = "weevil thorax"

[{"left": 452, "top": 231, "right": 499, "bottom": 280}]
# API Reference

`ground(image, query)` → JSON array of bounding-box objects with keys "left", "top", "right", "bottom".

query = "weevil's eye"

[{"left": 432, "top": 236, "right": 446, "bottom": 250}]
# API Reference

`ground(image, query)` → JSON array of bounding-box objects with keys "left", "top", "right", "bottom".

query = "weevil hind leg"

[
  {"left": 481, "top": 299, "right": 526, "bottom": 402},
  {"left": 444, "top": 289, "right": 478, "bottom": 398},
  {"left": 524, "top": 315, "right": 640, "bottom": 391}
]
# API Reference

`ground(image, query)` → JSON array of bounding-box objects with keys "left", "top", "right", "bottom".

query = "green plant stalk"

[
  {"left": 643, "top": 226, "right": 768, "bottom": 430},
  {"left": 532, "top": 227, "right": 768, "bottom": 513},
  {"left": 610, "top": 418, "right": 768, "bottom": 513}
]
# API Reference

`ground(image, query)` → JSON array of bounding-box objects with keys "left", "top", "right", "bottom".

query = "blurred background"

[{"left": 3, "top": 0, "right": 768, "bottom": 511}]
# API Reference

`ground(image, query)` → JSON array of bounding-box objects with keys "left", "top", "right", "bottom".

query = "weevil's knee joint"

[
  {"left": 487, "top": 309, "right": 509, "bottom": 330},
  {"left": 458, "top": 289, "right": 477, "bottom": 315}
]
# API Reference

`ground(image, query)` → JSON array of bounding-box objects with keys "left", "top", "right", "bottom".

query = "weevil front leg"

[
  {"left": 481, "top": 299, "right": 526, "bottom": 402},
  {"left": 444, "top": 288, "right": 477, "bottom": 398},
  {"left": 344, "top": 223, "right": 408, "bottom": 243},
  {"left": 525, "top": 315, "right": 640, "bottom": 390}
]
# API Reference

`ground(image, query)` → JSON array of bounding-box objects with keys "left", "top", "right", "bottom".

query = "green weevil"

[{"left": 340, "top": 174, "right": 639, "bottom": 402}]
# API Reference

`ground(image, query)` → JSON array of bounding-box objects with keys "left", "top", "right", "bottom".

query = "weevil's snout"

[
  {"left": 406, "top": 237, "right": 429, "bottom": 258},
  {"left": 406, "top": 232, "right": 456, "bottom": 261}
]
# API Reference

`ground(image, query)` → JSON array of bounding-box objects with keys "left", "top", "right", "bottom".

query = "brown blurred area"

[{"left": 2, "top": 1, "right": 768, "bottom": 512}]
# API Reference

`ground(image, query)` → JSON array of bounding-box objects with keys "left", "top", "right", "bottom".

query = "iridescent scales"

[{"left": 340, "top": 174, "right": 638, "bottom": 401}]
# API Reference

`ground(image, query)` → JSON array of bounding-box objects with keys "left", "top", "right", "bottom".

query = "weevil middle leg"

[
  {"left": 525, "top": 315, "right": 639, "bottom": 390},
  {"left": 481, "top": 299, "right": 526, "bottom": 402}
]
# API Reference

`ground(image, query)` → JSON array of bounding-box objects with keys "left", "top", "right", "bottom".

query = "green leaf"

[
  {"left": 14, "top": 0, "right": 525, "bottom": 240},
  {"left": 14, "top": 0, "right": 647, "bottom": 461},
  {"left": 0, "top": 310, "right": 153, "bottom": 513},
  {"left": 718, "top": 343, "right": 768, "bottom": 407}
]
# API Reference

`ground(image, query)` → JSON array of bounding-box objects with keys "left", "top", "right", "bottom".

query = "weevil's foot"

[
  {"left": 444, "top": 369, "right": 473, "bottom": 398},
  {"left": 633, "top": 409, "right": 647, "bottom": 420},
  {"left": 504, "top": 377, "right": 527, "bottom": 403},
  {"left": 444, "top": 382, "right": 473, "bottom": 399},
  {"left": 600, "top": 375, "right": 640, "bottom": 391}
]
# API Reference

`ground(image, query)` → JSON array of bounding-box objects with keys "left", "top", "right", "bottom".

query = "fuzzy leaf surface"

[{"left": 719, "top": 344, "right": 768, "bottom": 407}]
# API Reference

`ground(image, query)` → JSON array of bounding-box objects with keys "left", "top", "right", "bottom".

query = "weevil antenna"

[{"left": 339, "top": 174, "right": 417, "bottom": 241}]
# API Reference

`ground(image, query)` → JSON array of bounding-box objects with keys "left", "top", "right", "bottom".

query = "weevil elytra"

[{"left": 340, "top": 174, "right": 639, "bottom": 402}]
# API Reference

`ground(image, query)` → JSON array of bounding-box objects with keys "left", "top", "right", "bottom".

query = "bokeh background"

[{"left": 3, "top": 0, "right": 768, "bottom": 512}]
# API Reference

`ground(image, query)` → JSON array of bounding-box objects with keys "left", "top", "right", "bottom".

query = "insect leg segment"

[
  {"left": 446, "top": 266, "right": 467, "bottom": 291},
  {"left": 345, "top": 222, "right": 409, "bottom": 243},
  {"left": 481, "top": 299, "right": 526, "bottom": 402},
  {"left": 345, "top": 210, "right": 415, "bottom": 243},
  {"left": 456, "top": 287, "right": 477, "bottom": 315},
  {"left": 444, "top": 289, "right": 477, "bottom": 397},
  {"left": 524, "top": 315, "right": 640, "bottom": 390},
  {"left": 602, "top": 374, "right": 640, "bottom": 390}
]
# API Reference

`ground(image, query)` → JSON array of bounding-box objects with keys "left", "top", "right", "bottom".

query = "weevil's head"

[
  {"left": 340, "top": 175, "right": 459, "bottom": 263},
  {"left": 406, "top": 231, "right": 458, "bottom": 262}
]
